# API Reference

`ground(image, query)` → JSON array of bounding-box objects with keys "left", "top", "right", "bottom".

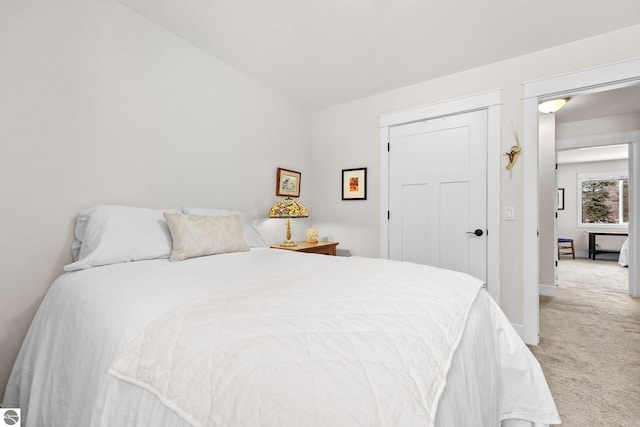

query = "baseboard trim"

[{"left": 539, "top": 284, "right": 557, "bottom": 297}]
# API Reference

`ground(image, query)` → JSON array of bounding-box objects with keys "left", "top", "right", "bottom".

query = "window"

[{"left": 577, "top": 172, "right": 628, "bottom": 227}]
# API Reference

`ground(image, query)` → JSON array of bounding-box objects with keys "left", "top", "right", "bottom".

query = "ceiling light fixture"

[{"left": 538, "top": 98, "right": 568, "bottom": 114}]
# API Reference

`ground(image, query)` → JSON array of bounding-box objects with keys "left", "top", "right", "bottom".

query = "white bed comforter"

[
  {"left": 3, "top": 249, "right": 560, "bottom": 426},
  {"left": 619, "top": 238, "right": 629, "bottom": 267}
]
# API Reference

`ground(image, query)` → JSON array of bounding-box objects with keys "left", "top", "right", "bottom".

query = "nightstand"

[{"left": 270, "top": 241, "right": 339, "bottom": 256}]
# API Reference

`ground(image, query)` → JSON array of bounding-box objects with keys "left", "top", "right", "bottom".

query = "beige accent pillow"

[{"left": 163, "top": 212, "right": 250, "bottom": 261}]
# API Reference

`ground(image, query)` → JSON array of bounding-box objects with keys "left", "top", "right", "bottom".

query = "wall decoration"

[
  {"left": 504, "top": 128, "right": 521, "bottom": 177},
  {"left": 557, "top": 188, "right": 565, "bottom": 210},
  {"left": 276, "top": 168, "right": 301, "bottom": 197},
  {"left": 342, "top": 167, "right": 367, "bottom": 200}
]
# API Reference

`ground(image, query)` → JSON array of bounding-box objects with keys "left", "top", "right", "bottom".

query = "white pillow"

[
  {"left": 182, "top": 207, "right": 267, "bottom": 248},
  {"left": 164, "top": 212, "right": 250, "bottom": 261},
  {"left": 64, "top": 206, "right": 173, "bottom": 271}
]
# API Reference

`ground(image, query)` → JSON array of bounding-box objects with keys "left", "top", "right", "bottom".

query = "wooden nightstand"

[{"left": 270, "top": 241, "right": 339, "bottom": 256}]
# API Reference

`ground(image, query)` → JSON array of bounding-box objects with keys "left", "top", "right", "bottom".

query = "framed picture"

[
  {"left": 276, "top": 168, "right": 301, "bottom": 197},
  {"left": 557, "top": 188, "right": 565, "bottom": 210},
  {"left": 342, "top": 167, "right": 367, "bottom": 200}
]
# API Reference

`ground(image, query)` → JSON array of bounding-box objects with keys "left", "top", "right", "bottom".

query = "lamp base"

[{"left": 279, "top": 219, "right": 297, "bottom": 247}]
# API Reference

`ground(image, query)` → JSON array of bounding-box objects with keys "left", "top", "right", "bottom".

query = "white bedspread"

[
  {"left": 619, "top": 238, "right": 629, "bottom": 267},
  {"left": 110, "top": 257, "right": 480, "bottom": 426},
  {"left": 3, "top": 248, "right": 560, "bottom": 426}
]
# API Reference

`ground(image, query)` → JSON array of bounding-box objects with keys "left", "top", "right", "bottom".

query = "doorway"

[
  {"left": 522, "top": 58, "right": 640, "bottom": 345},
  {"left": 555, "top": 144, "right": 630, "bottom": 295},
  {"left": 539, "top": 86, "right": 638, "bottom": 296}
]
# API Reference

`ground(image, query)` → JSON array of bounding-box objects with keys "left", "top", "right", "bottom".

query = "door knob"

[{"left": 466, "top": 229, "right": 484, "bottom": 237}]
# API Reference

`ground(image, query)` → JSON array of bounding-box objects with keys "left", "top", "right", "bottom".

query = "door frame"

[
  {"left": 522, "top": 58, "right": 640, "bottom": 345},
  {"left": 379, "top": 90, "right": 502, "bottom": 305}
]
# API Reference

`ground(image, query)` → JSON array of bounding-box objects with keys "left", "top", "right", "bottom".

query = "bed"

[
  {"left": 619, "top": 238, "right": 629, "bottom": 267},
  {"left": 3, "top": 206, "right": 560, "bottom": 427}
]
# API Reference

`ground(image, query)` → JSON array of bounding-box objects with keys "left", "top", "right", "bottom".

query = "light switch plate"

[{"left": 505, "top": 206, "right": 515, "bottom": 221}]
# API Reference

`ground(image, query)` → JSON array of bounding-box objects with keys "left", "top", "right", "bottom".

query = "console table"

[{"left": 585, "top": 231, "right": 628, "bottom": 260}]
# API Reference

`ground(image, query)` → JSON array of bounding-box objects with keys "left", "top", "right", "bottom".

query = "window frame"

[{"left": 576, "top": 171, "right": 629, "bottom": 228}]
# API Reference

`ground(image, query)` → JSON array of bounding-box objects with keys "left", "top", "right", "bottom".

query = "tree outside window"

[{"left": 579, "top": 173, "right": 628, "bottom": 226}]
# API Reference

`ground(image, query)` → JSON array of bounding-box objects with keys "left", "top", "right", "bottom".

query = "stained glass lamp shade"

[{"left": 268, "top": 197, "right": 309, "bottom": 247}]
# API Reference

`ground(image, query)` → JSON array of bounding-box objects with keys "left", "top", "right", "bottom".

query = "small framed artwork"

[
  {"left": 557, "top": 188, "right": 565, "bottom": 210},
  {"left": 342, "top": 167, "right": 367, "bottom": 200},
  {"left": 276, "top": 168, "right": 301, "bottom": 197}
]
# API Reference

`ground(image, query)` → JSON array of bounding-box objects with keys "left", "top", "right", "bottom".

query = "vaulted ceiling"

[{"left": 119, "top": 0, "right": 640, "bottom": 110}]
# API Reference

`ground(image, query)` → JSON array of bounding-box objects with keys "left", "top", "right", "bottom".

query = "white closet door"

[{"left": 389, "top": 110, "right": 488, "bottom": 281}]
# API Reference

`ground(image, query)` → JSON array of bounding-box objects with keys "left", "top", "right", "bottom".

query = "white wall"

[
  {"left": 311, "top": 24, "right": 640, "bottom": 324},
  {"left": 539, "top": 114, "right": 557, "bottom": 287},
  {"left": 0, "top": 0, "right": 310, "bottom": 398},
  {"left": 558, "top": 113, "right": 640, "bottom": 140},
  {"left": 557, "top": 159, "right": 629, "bottom": 257}
]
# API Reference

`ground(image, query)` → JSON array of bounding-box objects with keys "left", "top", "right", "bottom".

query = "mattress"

[{"left": 3, "top": 248, "right": 560, "bottom": 426}]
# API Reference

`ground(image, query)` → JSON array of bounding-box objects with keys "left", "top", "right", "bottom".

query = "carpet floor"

[{"left": 528, "top": 259, "right": 640, "bottom": 426}]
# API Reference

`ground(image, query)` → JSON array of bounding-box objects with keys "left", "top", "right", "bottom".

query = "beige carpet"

[{"left": 529, "top": 259, "right": 640, "bottom": 426}]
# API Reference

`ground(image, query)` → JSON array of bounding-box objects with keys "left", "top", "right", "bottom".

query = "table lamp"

[{"left": 269, "top": 197, "right": 309, "bottom": 247}]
